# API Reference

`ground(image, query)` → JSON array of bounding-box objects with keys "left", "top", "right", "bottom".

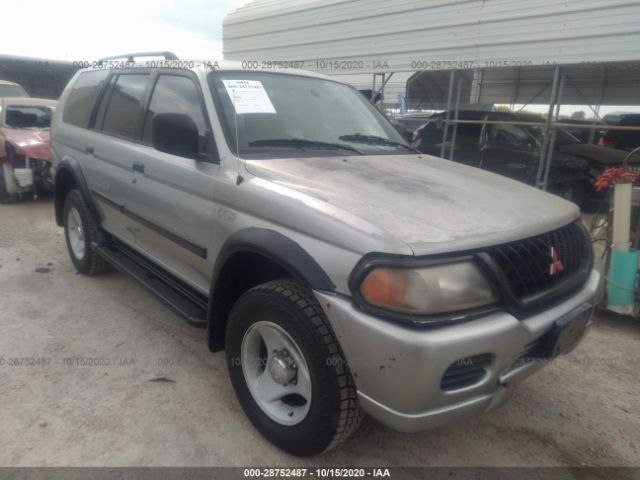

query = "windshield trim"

[{"left": 207, "top": 70, "right": 413, "bottom": 159}]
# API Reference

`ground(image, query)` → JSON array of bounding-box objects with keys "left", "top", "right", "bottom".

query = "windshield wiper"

[
  {"left": 249, "top": 138, "right": 363, "bottom": 155},
  {"left": 338, "top": 133, "right": 420, "bottom": 153}
]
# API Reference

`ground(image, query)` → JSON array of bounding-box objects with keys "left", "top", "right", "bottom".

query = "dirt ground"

[{"left": 0, "top": 198, "right": 639, "bottom": 467}]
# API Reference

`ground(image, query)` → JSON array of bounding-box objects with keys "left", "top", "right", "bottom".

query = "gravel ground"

[{"left": 0, "top": 198, "right": 639, "bottom": 468}]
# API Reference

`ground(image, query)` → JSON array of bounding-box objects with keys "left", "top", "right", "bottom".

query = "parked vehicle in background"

[
  {"left": 0, "top": 97, "right": 56, "bottom": 202},
  {"left": 602, "top": 111, "right": 635, "bottom": 125},
  {"left": 390, "top": 113, "right": 433, "bottom": 141},
  {"left": 561, "top": 118, "right": 603, "bottom": 144},
  {"left": 51, "top": 56, "right": 601, "bottom": 456},
  {"left": 0, "top": 80, "right": 29, "bottom": 98},
  {"left": 599, "top": 113, "right": 640, "bottom": 151},
  {"left": 412, "top": 110, "right": 637, "bottom": 207}
]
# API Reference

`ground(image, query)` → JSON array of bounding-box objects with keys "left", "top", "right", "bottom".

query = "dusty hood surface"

[
  {"left": 1, "top": 128, "right": 51, "bottom": 160},
  {"left": 245, "top": 154, "right": 580, "bottom": 255}
]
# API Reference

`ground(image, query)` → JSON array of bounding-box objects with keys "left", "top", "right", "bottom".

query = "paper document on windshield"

[{"left": 222, "top": 80, "right": 277, "bottom": 114}]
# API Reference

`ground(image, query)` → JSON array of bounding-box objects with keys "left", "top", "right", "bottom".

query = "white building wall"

[
  {"left": 224, "top": 0, "right": 640, "bottom": 75},
  {"left": 223, "top": 0, "right": 640, "bottom": 107}
]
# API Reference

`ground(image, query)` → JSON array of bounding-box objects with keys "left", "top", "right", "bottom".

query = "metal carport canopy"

[
  {"left": 223, "top": 0, "right": 640, "bottom": 75},
  {"left": 406, "top": 62, "right": 640, "bottom": 110}
]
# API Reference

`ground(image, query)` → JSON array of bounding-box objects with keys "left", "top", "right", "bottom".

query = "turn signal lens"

[{"left": 360, "top": 268, "right": 408, "bottom": 307}]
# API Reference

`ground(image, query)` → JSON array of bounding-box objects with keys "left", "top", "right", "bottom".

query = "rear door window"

[
  {"left": 99, "top": 74, "right": 150, "bottom": 139},
  {"left": 62, "top": 70, "right": 109, "bottom": 128}
]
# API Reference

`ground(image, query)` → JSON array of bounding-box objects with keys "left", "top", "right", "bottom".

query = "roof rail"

[{"left": 98, "top": 51, "right": 179, "bottom": 62}]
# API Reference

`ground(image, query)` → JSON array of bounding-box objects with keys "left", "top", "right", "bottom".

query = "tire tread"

[{"left": 246, "top": 279, "right": 363, "bottom": 453}]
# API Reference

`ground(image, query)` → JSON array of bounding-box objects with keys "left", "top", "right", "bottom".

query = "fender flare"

[
  {"left": 54, "top": 158, "right": 101, "bottom": 226},
  {"left": 207, "top": 227, "right": 335, "bottom": 350}
]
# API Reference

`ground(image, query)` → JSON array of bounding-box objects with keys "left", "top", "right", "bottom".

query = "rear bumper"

[{"left": 315, "top": 265, "right": 603, "bottom": 432}]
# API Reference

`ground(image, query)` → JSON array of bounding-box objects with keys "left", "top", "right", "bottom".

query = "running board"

[{"left": 95, "top": 242, "right": 208, "bottom": 329}]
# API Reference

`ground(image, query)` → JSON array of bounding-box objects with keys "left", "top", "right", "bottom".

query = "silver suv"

[{"left": 51, "top": 53, "right": 602, "bottom": 456}]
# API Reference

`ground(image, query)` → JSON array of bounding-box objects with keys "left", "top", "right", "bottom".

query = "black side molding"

[{"left": 92, "top": 190, "right": 208, "bottom": 259}]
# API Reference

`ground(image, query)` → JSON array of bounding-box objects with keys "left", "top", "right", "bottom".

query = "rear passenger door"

[
  {"left": 128, "top": 71, "right": 219, "bottom": 293},
  {"left": 87, "top": 71, "right": 152, "bottom": 244}
]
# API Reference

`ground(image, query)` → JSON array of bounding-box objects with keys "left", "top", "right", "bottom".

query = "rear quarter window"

[{"left": 62, "top": 70, "right": 109, "bottom": 128}]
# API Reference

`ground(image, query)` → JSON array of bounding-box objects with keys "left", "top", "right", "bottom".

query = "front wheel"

[{"left": 226, "top": 280, "right": 362, "bottom": 456}]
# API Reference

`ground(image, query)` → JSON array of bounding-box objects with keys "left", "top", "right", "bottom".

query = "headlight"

[{"left": 359, "top": 261, "right": 497, "bottom": 316}]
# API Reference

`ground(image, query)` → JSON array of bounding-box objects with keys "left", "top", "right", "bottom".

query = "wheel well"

[
  {"left": 208, "top": 251, "right": 297, "bottom": 351},
  {"left": 54, "top": 168, "right": 77, "bottom": 226}
]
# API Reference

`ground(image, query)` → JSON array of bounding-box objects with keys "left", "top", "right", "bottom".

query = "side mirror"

[{"left": 152, "top": 113, "right": 199, "bottom": 157}]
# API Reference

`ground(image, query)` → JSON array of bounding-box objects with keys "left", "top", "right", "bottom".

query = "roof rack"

[{"left": 98, "top": 51, "right": 179, "bottom": 63}]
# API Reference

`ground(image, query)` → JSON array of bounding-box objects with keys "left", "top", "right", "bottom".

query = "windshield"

[
  {"left": 4, "top": 105, "right": 54, "bottom": 129},
  {"left": 0, "top": 84, "right": 28, "bottom": 98},
  {"left": 208, "top": 71, "right": 411, "bottom": 158}
]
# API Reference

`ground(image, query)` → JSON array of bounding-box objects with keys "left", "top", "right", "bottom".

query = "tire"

[
  {"left": 0, "top": 163, "right": 16, "bottom": 203},
  {"left": 226, "top": 279, "right": 363, "bottom": 456},
  {"left": 63, "top": 189, "right": 112, "bottom": 275},
  {"left": 0, "top": 164, "right": 11, "bottom": 204}
]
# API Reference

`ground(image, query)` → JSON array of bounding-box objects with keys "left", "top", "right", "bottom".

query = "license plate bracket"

[{"left": 541, "top": 303, "right": 593, "bottom": 358}]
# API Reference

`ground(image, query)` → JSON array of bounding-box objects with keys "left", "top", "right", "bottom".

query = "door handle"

[
  {"left": 132, "top": 162, "right": 145, "bottom": 173},
  {"left": 85, "top": 146, "right": 94, "bottom": 154}
]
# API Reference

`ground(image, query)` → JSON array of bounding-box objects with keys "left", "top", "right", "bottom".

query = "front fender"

[{"left": 207, "top": 227, "right": 335, "bottom": 351}]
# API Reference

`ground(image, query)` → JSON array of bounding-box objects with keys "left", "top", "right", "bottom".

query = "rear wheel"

[
  {"left": 63, "top": 189, "right": 112, "bottom": 275},
  {"left": 226, "top": 279, "right": 362, "bottom": 456}
]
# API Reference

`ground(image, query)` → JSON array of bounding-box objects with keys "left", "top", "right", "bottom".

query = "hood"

[
  {"left": 2, "top": 128, "right": 51, "bottom": 161},
  {"left": 559, "top": 144, "right": 634, "bottom": 165},
  {"left": 244, "top": 154, "right": 579, "bottom": 255}
]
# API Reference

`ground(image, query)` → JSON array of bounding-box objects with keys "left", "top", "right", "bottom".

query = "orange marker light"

[{"left": 360, "top": 268, "right": 408, "bottom": 307}]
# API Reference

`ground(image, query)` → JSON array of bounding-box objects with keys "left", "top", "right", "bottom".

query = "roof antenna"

[{"left": 233, "top": 89, "right": 244, "bottom": 186}]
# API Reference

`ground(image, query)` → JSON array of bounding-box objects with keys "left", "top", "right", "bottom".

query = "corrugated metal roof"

[
  {"left": 407, "top": 62, "right": 640, "bottom": 107},
  {"left": 224, "top": 0, "right": 640, "bottom": 74}
]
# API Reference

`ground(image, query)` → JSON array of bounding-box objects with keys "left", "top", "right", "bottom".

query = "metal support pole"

[
  {"left": 542, "top": 72, "right": 565, "bottom": 190},
  {"left": 374, "top": 72, "right": 394, "bottom": 109},
  {"left": 510, "top": 67, "right": 521, "bottom": 111},
  {"left": 469, "top": 69, "right": 483, "bottom": 105},
  {"left": 588, "top": 104, "right": 601, "bottom": 145},
  {"left": 536, "top": 65, "right": 561, "bottom": 187},
  {"left": 449, "top": 75, "right": 463, "bottom": 161},
  {"left": 440, "top": 70, "right": 455, "bottom": 158},
  {"left": 589, "top": 69, "right": 607, "bottom": 144}
]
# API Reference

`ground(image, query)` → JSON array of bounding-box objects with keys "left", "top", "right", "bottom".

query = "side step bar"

[{"left": 95, "top": 242, "right": 208, "bottom": 329}]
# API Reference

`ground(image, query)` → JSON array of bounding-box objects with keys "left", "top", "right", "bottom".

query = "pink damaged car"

[{"left": 0, "top": 96, "right": 57, "bottom": 201}]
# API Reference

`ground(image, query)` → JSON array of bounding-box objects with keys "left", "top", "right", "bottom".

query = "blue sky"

[{"left": 0, "top": 0, "right": 250, "bottom": 61}]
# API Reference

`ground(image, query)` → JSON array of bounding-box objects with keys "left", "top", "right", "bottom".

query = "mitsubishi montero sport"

[{"left": 51, "top": 53, "right": 602, "bottom": 456}]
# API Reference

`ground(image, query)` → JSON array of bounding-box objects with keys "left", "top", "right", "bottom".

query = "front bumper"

[{"left": 314, "top": 266, "right": 603, "bottom": 432}]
